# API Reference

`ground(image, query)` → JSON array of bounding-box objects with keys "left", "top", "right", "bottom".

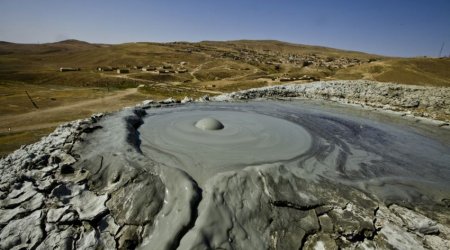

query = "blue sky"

[{"left": 1, "top": 0, "right": 449, "bottom": 57}]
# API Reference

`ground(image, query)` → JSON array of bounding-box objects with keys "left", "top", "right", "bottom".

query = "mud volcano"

[
  {"left": 1, "top": 94, "right": 450, "bottom": 249},
  {"left": 69, "top": 100, "right": 450, "bottom": 249}
]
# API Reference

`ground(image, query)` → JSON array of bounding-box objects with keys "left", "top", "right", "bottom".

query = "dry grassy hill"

[
  {"left": 1, "top": 39, "right": 449, "bottom": 88},
  {"left": 1, "top": 39, "right": 449, "bottom": 156}
]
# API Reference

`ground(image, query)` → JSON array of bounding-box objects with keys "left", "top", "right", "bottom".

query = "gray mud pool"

[{"left": 139, "top": 101, "right": 450, "bottom": 202}]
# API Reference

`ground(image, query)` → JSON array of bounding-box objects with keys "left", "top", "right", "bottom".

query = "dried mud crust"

[
  {"left": 0, "top": 80, "right": 449, "bottom": 250},
  {"left": 214, "top": 80, "right": 450, "bottom": 123}
]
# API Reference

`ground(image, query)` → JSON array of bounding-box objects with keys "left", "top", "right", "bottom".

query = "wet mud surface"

[{"left": 140, "top": 101, "right": 450, "bottom": 204}]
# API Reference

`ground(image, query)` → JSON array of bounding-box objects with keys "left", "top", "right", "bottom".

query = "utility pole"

[
  {"left": 438, "top": 42, "right": 445, "bottom": 58},
  {"left": 25, "top": 91, "right": 39, "bottom": 109}
]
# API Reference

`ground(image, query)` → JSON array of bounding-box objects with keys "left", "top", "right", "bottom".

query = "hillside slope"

[{"left": 1, "top": 39, "right": 449, "bottom": 88}]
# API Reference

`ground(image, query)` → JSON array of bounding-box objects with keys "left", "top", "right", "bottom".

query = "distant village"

[
  {"left": 59, "top": 61, "right": 189, "bottom": 75},
  {"left": 217, "top": 48, "right": 376, "bottom": 70},
  {"left": 59, "top": 44, "right": 379, "bottom": 84},
  {"left": 172, "top": 42, "right": 378, "bottom": 69}
]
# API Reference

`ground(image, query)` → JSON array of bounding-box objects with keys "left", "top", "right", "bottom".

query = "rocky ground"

[
  {"left": 213, "top": 80, "right": 450, "bottom": 123},
  {"left": 0, "top": 80, "right": 449, "bottom": 250}
]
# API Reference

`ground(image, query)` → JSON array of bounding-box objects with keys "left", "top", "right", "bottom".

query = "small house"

[
  {"left": 142, "top": 66, "right": 156, "bottom": 72},
  {"left": 117, "top": 69, "right": 130, "bottom": 74},
  {"left": 158, "top": 69, "right": 175, "bottom": 74},
  {"left": 59, "top": 67, "right": 80, "bottom": 72},
  {"left": 97, "top": 67, "right": 113, "bottom": 72},
  {"left": 280, "top": 77, "right": 293, "bottom": 82}
]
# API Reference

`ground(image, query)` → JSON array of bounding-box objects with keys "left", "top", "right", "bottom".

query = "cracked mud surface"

[{"left": 1, "top": 81, "right": 450, "bottom": 249}]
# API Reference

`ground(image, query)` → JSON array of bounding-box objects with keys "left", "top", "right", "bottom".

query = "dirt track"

[{"left": 108, "top": 73, "right": 224, "bottom": 95}]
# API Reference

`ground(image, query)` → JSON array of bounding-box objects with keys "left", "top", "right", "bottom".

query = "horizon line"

[{"left": 0, "top": 38, "right": 443, "bottom": 59}]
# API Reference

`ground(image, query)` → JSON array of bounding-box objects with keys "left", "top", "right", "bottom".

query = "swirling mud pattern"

[{"left": 141, "top": 101, "right": 450, "bottom": 202}]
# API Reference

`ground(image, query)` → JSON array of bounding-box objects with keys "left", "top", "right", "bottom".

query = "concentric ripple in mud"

[
  {"left": 140, "top": 110, "right": 312, "bottom": 184},
  {"left": 140, "top": 101, "right": 450, "bottom": 203}
]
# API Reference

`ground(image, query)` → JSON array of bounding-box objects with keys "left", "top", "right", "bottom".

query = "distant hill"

[
  {"left": 200, "top": 40, "right": 379, "bottom": 59},
  {"left": 53, "top": 39, "right": 92, "bottom": 45},
  {"left": 0, "top": 39, "right": 449, "bottom": 87}
]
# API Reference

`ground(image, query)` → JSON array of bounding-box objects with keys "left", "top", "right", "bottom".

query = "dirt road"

[{"left": 107, "top": 73, "right": 223, "bottom": 95}]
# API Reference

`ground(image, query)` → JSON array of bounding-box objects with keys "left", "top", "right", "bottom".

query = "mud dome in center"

[{"left": 140, "top": 110, "right": 312, "bottom": 184}]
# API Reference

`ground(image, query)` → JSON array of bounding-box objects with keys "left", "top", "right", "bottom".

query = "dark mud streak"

[
  {"left": 124, "top": 108, "right": 147, "bottom": 153},
  {"left": 270, "top": 200, "right": 323, "bottom": 211}
]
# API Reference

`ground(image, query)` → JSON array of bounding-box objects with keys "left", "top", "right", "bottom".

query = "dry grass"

[
  {"left": 0, "top": 82, "right": 110, "bottom": 115},
  {"left": 333, "top": 58, "right": 450, "bottom": 86},
  {"left": 213, "top": 80, "right": 273, "bottom": 92},
  {"left": 0, "top": 127, "right": 55, "bottom": 157},
  {"left": 137, "top": 85, "right": 207, "bottom": 100},
  {"left": 131, "top": 72, "right": 194, "bottom": 83},
  {"left": 375, "top": 58, "right": 450, "bottom": 86}
]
